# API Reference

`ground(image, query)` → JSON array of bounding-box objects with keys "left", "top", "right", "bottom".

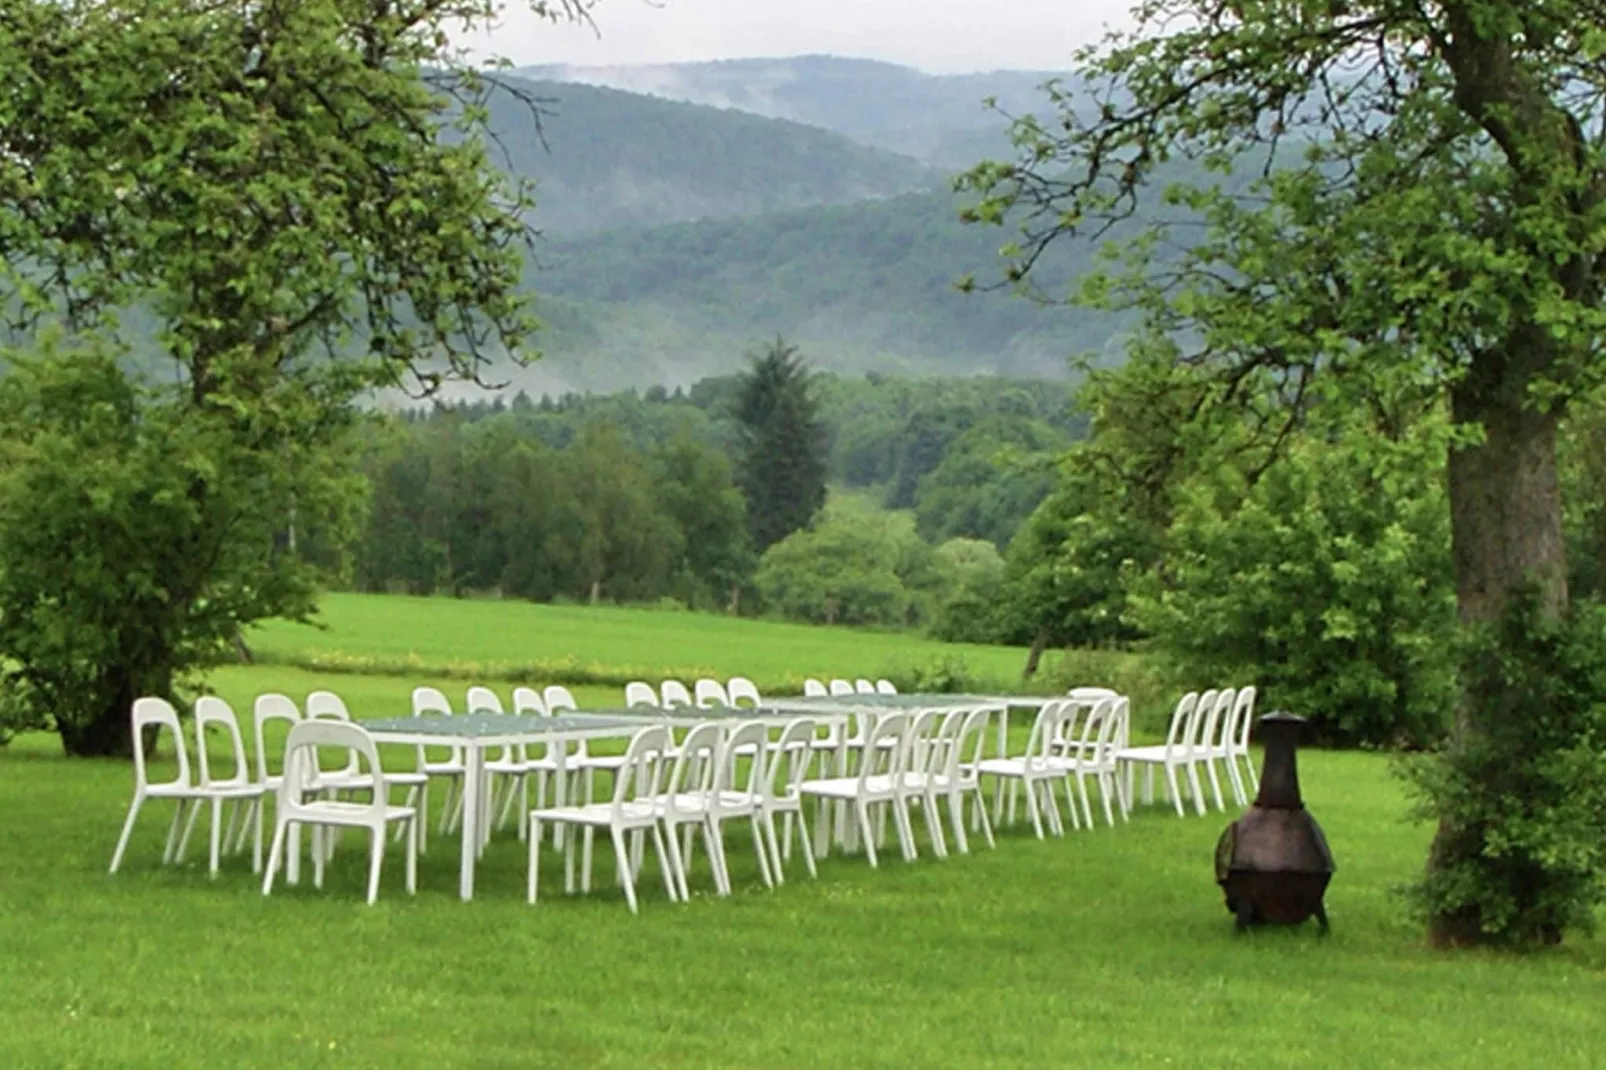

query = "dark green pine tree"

[{"left": 734, "top": 338, "right": 828, "bottom": 554}]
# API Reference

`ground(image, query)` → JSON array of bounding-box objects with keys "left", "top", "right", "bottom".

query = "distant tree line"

[{"left": 345, "top": 349, "right": 1081, "bottom": 631}]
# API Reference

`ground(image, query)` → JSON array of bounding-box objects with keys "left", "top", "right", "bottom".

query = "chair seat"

[
  {"left": 421, "top": 761, "right": 465, "bottom": 777},
  {"left": 1116, "top": 745, "right": 1181, "bottom": 763},
  {"left": 294, "top": 801, "right": 416, "bottom": 826},
  {"left": 800, "top": 775, "right": 899, "bottom": 800},
  {"left": 574, "top": 754, "right": 628, "bottom": 772},
  {"left": 194, "top": 783, "right": 268, "bottom": 799},
  {"left": 529, "top": 801, "right": 659, "bottom": 827},
  {"left": 974, "top": 757, "right": 1066, "bottom": 777},
  {"left": 314, "top": 770, "right": 428, "bottom": 791},
  {"left": 657, "top": 790, "right": 760, "bottom": 820}
]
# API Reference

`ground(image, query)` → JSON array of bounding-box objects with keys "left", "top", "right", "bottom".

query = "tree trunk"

[
  {"left": 1022, "top": 626, "right": 1051, "bottom": 681},
  {"left": 1427, "top": 365, "right": 1569, "bottom": 946},
  {"left": 58, "top": 676, "right": 142, "bottom": 759}
]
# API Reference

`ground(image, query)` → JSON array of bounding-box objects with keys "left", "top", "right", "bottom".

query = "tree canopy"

[
  {"left": 0, "top": 0, "right": 588, "bottom": 754},
  {"left": 961, "top": 1, "right": 1606, "bottom": 945}
]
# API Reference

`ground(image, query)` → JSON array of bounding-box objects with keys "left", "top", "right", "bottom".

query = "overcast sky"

[{"left": 460, "top": 0, "right": 1135, "bottom": 74}]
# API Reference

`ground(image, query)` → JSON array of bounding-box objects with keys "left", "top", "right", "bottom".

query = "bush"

[
  {"left": 1403, "top": 594, "right": 1606, "bottom": 945},
  {"left": 927, "top": 537, "right": 1006, "bottom": 643},
  {"left": 1131, "top": 425, "right": 1458, "bottom": 748}
]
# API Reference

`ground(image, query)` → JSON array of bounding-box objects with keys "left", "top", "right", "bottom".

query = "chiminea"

[{"left": 1214, "top": 712, "right": 1335, "bottom": 932}]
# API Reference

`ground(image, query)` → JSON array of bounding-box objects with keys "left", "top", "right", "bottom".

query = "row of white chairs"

[
  {"left": 529, "top": 704, "right": 1002, "bottom": 912},
  {"left": 1116, "top": 686, "right": 1258, "bottom": 817},
  {"left": 108, "top": 692, "right": 428, "bottom": 885},
  {"left": 624, "top": 677, "right": 763, "bottom": 710},
  {"left": 804, "top": 677, "right": 898, "bottom": 698}
]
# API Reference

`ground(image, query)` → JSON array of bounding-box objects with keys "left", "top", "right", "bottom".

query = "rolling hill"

[
  {"left": 483, "top": 73, "right": 939, "bottom": 233},
  {"left": 516, "top": 54, "right": 1067, "bottom": 168}
]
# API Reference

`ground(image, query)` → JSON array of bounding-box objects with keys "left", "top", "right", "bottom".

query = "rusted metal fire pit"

[{"left": 1214, "top": 711, "right": 1334, "bottom": 932}]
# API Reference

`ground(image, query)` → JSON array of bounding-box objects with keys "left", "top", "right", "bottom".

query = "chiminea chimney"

[{"left": 1214, "top": 712, "right": 1335, "bottom": 931}]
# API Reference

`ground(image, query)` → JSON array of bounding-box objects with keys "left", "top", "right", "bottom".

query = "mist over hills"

[{"left": 515, "top": 54, "right": 1066, "bottom": 168}]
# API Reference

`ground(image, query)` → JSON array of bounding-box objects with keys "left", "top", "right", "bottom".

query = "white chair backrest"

[
  {"left": 465, "top": 686, "right": 504, "bottom": 714},
  {"left": 281, "top": 720, "right": 387, "bottom": 816},
  {"left": 253, "top": 694, "right": 301, "bottom": 785},
  {"left": 543, "top": 685, "right": 578, "bottom": 713},
  {"left": 193, "top": 696, "right": 250, "bottom": 788},
  {"left": 611, "top": 724, "right": 673, "bottom": 818},
  {"left": 512, "top": 687, "right": 547, "bottom": 716},
  {"left": 802, "top": 678, "right": 828, "bottom": 697},
  {"left": 131, "top": 697, "right": 190, "bottom": 790},
  {"left": 1186, "top": 689, "right": 1219, "bottom": 751},
  {"left": 306, "top": 690, "right": 352, "bottom": 721},
  {"left": 952, "top": 706, "right": 992, "bottom": 775},
  {"left": 1077, "top": 696, "right": 1125, "bottom": 764},
  {"left": 1068, "top": 686, "right": 1119, "bottom": 700},
  {"left": 412, "top": 686, "right": 452, "bottom": 717},
  {"left": 694, "top": 678, "right": 729, "bottom": 708},
  {"left": 874, "top": 679, "right": 897, "bottom": 695},
  {"left": 625, "top": 681, "right": 659, "bottom": 708},
  {"left": 1232, "top": 686, "right": 1257, "bottom": 749},
  {"left": 1198, "top": 689, "right": 1235, "bottom": 755},
  {"left": 727, "top": 677, "right": 761, "bottom": 707},
  {"left": 720, "top": 721, "right": 771, "bottom": 802},
  {"left": 828, "top": 679, "right": 855, "bottom": 696},
  {"left": 858, "top": 713, "right": 910, "bottom": 784},
  {"left": 906, "top": 707, "right": 947, "bottom": 773},
  {"left": 1023, "top": 700, "right": 1069, "bottom": 761},
  {"left": 663, "top": 721, "right": 724, "bottom": 818},
  {"left": 1163, "top": 692, "right": 1200, "bottom": 752},
  {"left": 659, "top": 679, "right": 693, "bottom": 708},
  {"left": 854, "top": 678, "right": 876, "bottom": 694},
  {"left": 768, "top": 718, "right": 818, "bottom": 802}
]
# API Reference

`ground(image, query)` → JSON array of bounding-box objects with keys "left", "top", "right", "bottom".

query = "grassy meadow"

[{"left": 1, "top": 592, "right": 1603, "bottom": 1068}]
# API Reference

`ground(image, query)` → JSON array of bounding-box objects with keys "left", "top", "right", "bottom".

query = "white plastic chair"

[
  {"left": 759, "top": 718, "right": 819, "bottom": 881},
  {"left": 495, "top": 687, "right": 559, "bottom": 837},
  {"left": 1189, "top": 688, "right": 1236, "bottom": 814},
  {"left": 932, "top": 707, "right": 996, "bottom": 854},
  {"left": 108, "top": 698, "right": 247, "bottom": 875},
  {"left": 975, "top": 701, "right": 1071, "bottom": 838},
  {"left": 191, "top": 696, "right": 268, "bottom": 879},
  {"left": 1116, "top": 692, "right": 1199, "bottom": 817},
  {"left": 828, "top": 679, "right": 856, "bottom": 697},
  {"left": 625, "top": 681, "right": 660, "bottom": 708},
  {"left": 874, "top": 679, "right": 897, "bottom": 695},
  {"left": 659, "top": 679, "right": 693, "bottom": 708},
  {"left": 801, "top": 713, "right": 916, "bottom": 867},
  {"left": 413, "top": 686, "right": 465, "bottom": 834},
  {"left": 1063, "top": 697, "right": 1128, "bottom": 828},
  {"left": 527, "top": 724, "right": 679, "bottom": 914},
  {"left": 656, "top": 721, "right": 744, "bottom": 897},
  {"left": 1207, "top": 686, "right": 1249, "bottom": 806},
  {"left": 897, "top": 708, "right": 954, "bottom": 857},
  {"left": 545, "top": 683, "right": 626, "bottom": 803},
  {"left": 853, "top": 678, "right": 877, "bottom": 694},
  {"left": 694, "top": 678, "right": 730, "bottom": 709},
  {"left": 1229, "top": 686, "right": 1258, "bottom": 794},
  {"left": 248, "top": 694, "right": 302, "bottom": 873},
  {"left": 465, "top": 686, "right": 528, "bottom": 840},
  {"left": 262, "top": 720, "right": 418, "bottom": 905},
  {"left": 802, "top": 678, "right": 828, "bottom": 697},
  {"left": 727, "top": 677, "right": 762, "bottom": 707}
]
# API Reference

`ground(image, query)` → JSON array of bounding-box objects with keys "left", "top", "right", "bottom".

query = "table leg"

[
  {"left": 459, "top": 743, "right": 482, "bottom": 901},
  {"left": 992, "top": 706, "right": 1008, "bottom": 816}
]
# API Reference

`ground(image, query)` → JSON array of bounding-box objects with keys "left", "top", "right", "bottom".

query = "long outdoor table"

[{"left": 363, "top": 706, "right": 849, "bottom": 901}]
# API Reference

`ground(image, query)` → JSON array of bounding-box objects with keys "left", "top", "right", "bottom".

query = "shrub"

[{"left": 1403, "top": 594, "right": 1606, "bottom": 945}]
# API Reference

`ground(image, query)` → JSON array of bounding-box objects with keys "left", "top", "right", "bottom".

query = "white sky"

[{"left": 460, "top": 0, "right": 1135, "bottom": 74}]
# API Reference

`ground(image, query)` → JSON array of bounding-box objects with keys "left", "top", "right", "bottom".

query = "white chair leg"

[
  {"left": 891, "top": 798, "right": 917, "bottom": 862},
  {"left": 973, "top": 788, "right": 996, "bottom": 848},
  {"left": 750, "top": 815, "right": 774, "bottom": 888},
  {"left": 922, "top": 791, "right": 947, "bottom": 858},
  {"left": 208, "top": 798, "right": 224, "bottom": 878},
  {"left": 581, "top": 826, "right": 595, "bottom": 894},
  {"left": 663, "top": 821, "right": 691, "bottom": 900},
  {"left": 262, "top": 820, "right": 289, "bottom": 896},
  {"left": 1022, "top": 778, "right": 1045, "bottom": 839},
  {"left": 611, "top": 828, "right": 639, "bottom": 914},
  {"left": 855, "top": 803, "right": 879, "bottom": 868},
  {"left": 651, "top": 824, "right": 679, "bottom": 903},
  {"left": 946, "top": 792, "right": 969, "bottom": 855},
  {"left": 160, "top": 799, "right": 187, "bottom": 864},
  {"left": 1187, "top": 761, "right": 1208, "bottom": 816},
  {"left": 1165, "top": 765, "right": 1186, "bottom": 817},
  {"left": 109, "top": 794, "right": 146, "bottom": 874},
  {"left": 405, "top": 818, "right": 417, "bottom": 894},
  {"left": 366, "top": 826, "right": 385, "bottom": 905},
  {"left": 527, "top": 817, "right": 545, "bottom": 904},
  {"left": 175, "top": 798, "right": 203, "bottom": 862}
]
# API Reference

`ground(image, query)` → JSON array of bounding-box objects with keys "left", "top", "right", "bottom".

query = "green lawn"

[
  {"left": 3, "top": 721, "right": 1604, "bottom": 1068},
  {"left": 2, "top": 594, "right": 1603, "bottom": 1066},
  {"left": 244, "top": 592, "right": 1042, "bottom": 693}
]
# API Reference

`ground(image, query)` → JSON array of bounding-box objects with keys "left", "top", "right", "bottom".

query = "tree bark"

[
  {"left": 1427, "top": 355, "right": 1570, "bottom": 946},
  {"left": 1022, "top": 626, "right": 1051, "bottom": 681},
  {"left": 58, "top": 677, "right": 141, "bottom": 759}
]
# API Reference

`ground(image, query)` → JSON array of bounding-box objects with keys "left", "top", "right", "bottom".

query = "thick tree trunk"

[
  {"left": 58, "top": 678, "right": 141, "bottom": 759},
  {"left": 1427, "top": 367, "right": 1569, "bottom": 946}
]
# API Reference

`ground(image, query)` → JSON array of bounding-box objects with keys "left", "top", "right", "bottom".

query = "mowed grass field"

[
  {"left": 241, "top": 592, "right": 1042, "bottom": 693},
  {"left": 1, "top": 592, "right": 1603, "bottom": 1068}
]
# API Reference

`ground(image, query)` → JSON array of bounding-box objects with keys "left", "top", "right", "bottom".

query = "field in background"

[{"left": 245, "top": 593, "right": 1040, "bottom": 692}]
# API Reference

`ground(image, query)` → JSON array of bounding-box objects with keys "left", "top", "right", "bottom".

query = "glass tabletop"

[{"left": 363, "top": 712, "right": 653, "bottom": 738}]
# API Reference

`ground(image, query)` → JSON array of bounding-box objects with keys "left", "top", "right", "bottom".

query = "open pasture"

[
  {"left": 1, "top": 594, "right": 1603, "bottom": 1067},
  {"left": 243, "top": 593, "right": 1042, "bottom": 693}
]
